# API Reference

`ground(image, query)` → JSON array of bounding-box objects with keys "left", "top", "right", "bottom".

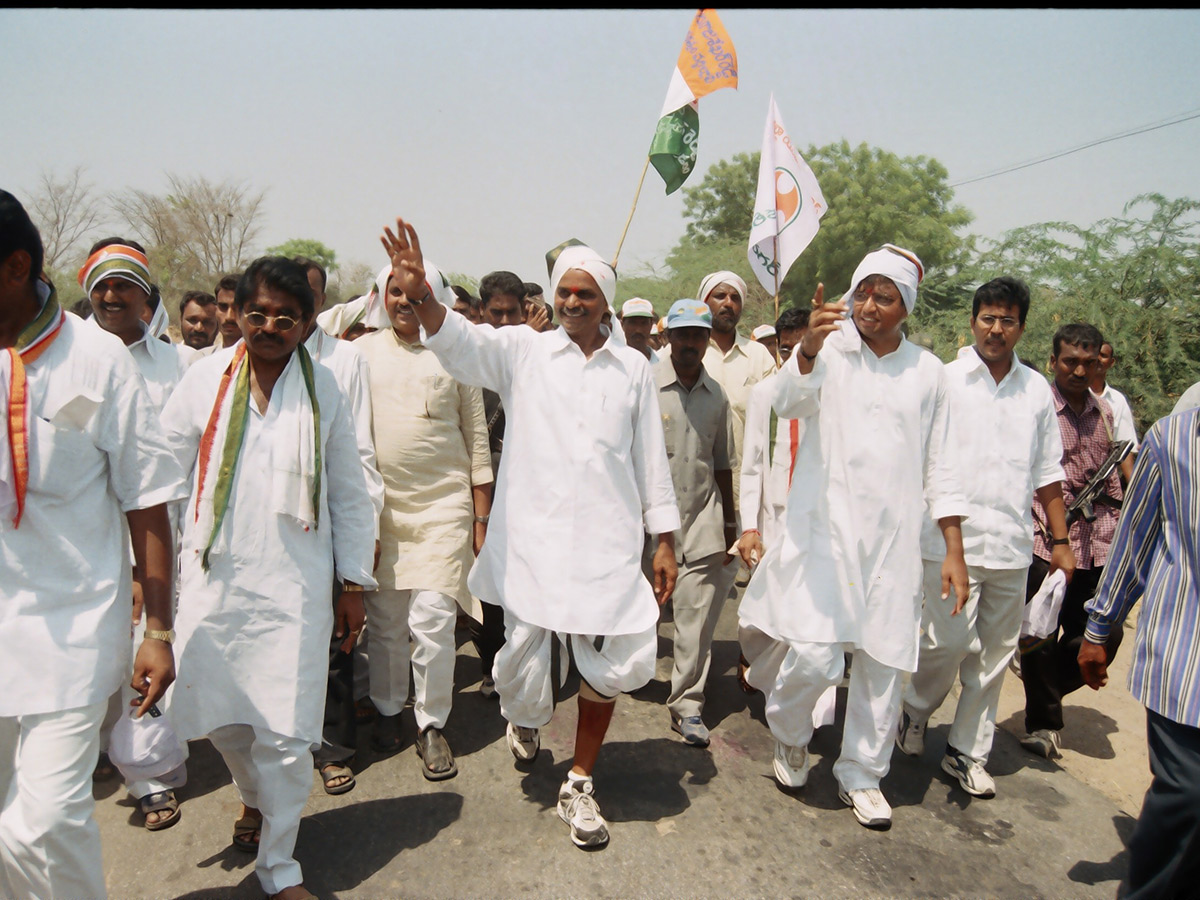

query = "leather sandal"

[
  {"left": 319, "top": 762, "right": 356, "bottom": 796},
  {"left": 139, "top": 790, "right": 181, "bottom": 831},
  {"left": 415, "top": 727, "right": 457, "bottom": 781},
  {"left": 232, "top": 809, "right": 262, "bottom": 853}
]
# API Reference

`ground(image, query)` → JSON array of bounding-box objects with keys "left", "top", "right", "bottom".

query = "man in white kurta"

[
  {"left": 738, "top": 245, "right": 968, "bottom": 830},
  {"left": 79, "top": 240, "right": 195, "bottom": 828},
  {"left": 355, "top": 269, "right": 492, "bottom": 781},
  {"left": 1, "top": 191, "right": 186, "bottom": 900},
  {"left": 298, "top": 258, "right": 384, "bottom": 797},
  {"left": 900, "top": 276, "right": 1072, "bottom": 800},
  {"left": 381, "top": 218, "right": 679, "bottom": 849},
  {"left": 161, "top": 257, "right": 377, "bottom": 899}
]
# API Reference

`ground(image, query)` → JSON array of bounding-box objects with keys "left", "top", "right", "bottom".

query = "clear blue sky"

[{"left": 4, "top": 8, "right": 1199, "bottom": 292}]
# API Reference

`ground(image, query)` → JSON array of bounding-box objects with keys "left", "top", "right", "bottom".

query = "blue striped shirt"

[{"left": 1085, "top": 407, "right": 1200, "bottom": 727}]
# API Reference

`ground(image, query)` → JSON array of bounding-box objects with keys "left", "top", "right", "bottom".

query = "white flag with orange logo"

[{"left": 748, "top": 95, "right": 826, "bottom": 293}]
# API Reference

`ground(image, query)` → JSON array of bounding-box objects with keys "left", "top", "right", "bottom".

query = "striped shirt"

[{"left": 1084, "top": 407, "right": 1200, "bottom": 727}]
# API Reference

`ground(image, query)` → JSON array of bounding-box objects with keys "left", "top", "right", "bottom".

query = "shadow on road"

[{"left": 172, "top": 793, "right": 464, "bottom": 900}]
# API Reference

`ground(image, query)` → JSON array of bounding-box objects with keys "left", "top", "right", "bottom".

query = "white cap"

[{"left": 752, "top": 324, "right": 777, "bottom": 341}]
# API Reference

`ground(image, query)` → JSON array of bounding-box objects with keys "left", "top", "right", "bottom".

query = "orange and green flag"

[{"left": 648, "top": 9, "right": 739, "bottom": 195}]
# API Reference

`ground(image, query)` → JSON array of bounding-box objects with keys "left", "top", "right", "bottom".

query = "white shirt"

[
  {"left": 739, "top": 321, "right": 967, "bottom": 671},
  {"left": 424, "top": 312, "right": 680, "bottom": 636},
  {"left": 740, "top": 373, "right": 803, "bottom": 550},
  {"left": 1, "top": 311, "right": 187, "bottom": 716},
  {"left": 919, "top": 347, "right": 1065, "bottom": 569},
  {"left": 88, "top": 318, "right": 194, "bottom": 411},
  {"left": 161, "top": 347, "right": 378, "bottom": 743},
  {"left": 1092, "top": 383, "right": 1138, "bottom": 451},
  {"left": 305, "top": 328, "right": 385, "bottom": 537}
]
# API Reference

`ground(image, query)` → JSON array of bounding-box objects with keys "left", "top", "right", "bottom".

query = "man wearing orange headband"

[{"left": 1, "top": 191, "right": 185, "bottom": 898}]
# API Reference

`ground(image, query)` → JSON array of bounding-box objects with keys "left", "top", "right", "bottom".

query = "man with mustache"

[
  {"left": 179, "top": 290, "right": 218, "bottom": 351},
  {"left": 160, "top": 256, "right": 376, "bottom": 900},
  {"left": 738, "top": 245, "right": 968, "bottom": 830},
  {"left": 653, "top": 299, "right": 737, "bottom": 748},
  {"left": 380, "top": 217, "right": 678, "bottom": 849},
  {"left": 897, "top": 277, "right": 1074, "bottom": 799}
]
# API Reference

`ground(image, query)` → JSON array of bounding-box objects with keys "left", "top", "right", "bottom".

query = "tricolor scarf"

[
  {"left": 193, "top": 343, "right": 322, "bottom": 569},
  {"left": 1, "top": 281, "right": 66, "bottom": 527}
]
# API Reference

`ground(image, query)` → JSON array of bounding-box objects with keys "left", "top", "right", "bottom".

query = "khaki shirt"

[{"left": 654, "top": 357, "right": 735, "bottom": 563}]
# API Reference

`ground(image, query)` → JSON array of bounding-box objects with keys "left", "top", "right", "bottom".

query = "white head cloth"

[
  {"left": 147, "top": 297, "right": 171, "bottom": 340},
  {"left": 751, "top": 324, "right": 776, "bottom": 341},
  {"left": 549, "top": 244, "right": 623, "bottom": 345},
  {"left": 697, "top": 270, "right": 748, "bottom": 305},
  {"left": 845, "top": 243, "right": 924, "bottom": 313}
]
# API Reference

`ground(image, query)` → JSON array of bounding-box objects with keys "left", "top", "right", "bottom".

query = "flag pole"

[
  {"left": 612, "top": 157, "right": 651, "bottom": 270},
  {"left": 773, "top": 242, "right": 780, "bottom": 322}
]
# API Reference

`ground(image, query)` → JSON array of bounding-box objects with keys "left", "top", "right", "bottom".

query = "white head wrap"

[
  {"left": 697, "top": 270, "right": 748, "bottom": 306},
  {"left": 147, "top": 296, "right": 171, "bottom": 340},
  {"left": 845, "top": 243, "right": 924, "bottom": 313},
  {"left": 549, "top": 244, "right": 624, "bottom": 345}
]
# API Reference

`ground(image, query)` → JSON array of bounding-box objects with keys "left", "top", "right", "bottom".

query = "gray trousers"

[{"left": 667, "top": 552, "right": 737, "bottom": 719}]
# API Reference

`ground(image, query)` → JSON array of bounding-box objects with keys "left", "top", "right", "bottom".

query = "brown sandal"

[
  {"left": 232, "top": 810, "right": 262, "bottom": 852},
  {"left": 139, "top": 790, "right": 181, "bottom": 831}
]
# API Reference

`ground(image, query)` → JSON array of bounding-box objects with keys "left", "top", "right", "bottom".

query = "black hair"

[
  {"left": 775, "top": 306, "right": 810, "bottom": 333},
  {"left": 480, "top": 270, "right": 526, "bottom": 306},
  {"left": 179, "top": 290, "right": 216, "bottom": 317},
  {"left": 215, "top": 274, "right": 240, "bottom": 297},
  {"left": 70, "top": 296, "right": 93, "bottom": 319},
  {"left": 86, "top": 236, "right": 146, "bottom": 256},
  {"left": 1052, "top": 322, "right": 1104, "bottom": 357},
  {"left": 0, "top": 189, "right": 44, "bottom": 280},
  {"left": 235, "top": 256, "right": 315, "bottom": 317},
  {"left": 523, "top": 281, "right": 543, "bottom": 298},
  {"left": 972, "top": 276, "right": 1031, "bottom": 325},
  {"left": 292, "top": 256, "right": 327, "bottom": 291}
]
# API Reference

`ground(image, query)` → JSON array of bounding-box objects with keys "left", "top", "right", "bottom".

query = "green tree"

[
  {"left": 264, "top": 238, "right": 339, "bottom": 274},
  {"left": 664, "top": 142, "right": 975, "bottom": 330}
]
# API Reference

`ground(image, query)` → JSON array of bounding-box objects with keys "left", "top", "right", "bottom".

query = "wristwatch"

[
  {"left": 1051, "top": 537, "right": 1070, "bottom": 546},
  {"left": 475, "top": 514, "right": 490, "bottom": 524},
  {"left": 144, "top": 629, "right": 175, "bottom": 644},
  {"left": 342, "top": 582, "right": 364, "bottom": 592}
]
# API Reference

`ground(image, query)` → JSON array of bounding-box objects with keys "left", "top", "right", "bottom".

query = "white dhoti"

[
  {"left": 365, "top": 589, "right": 457, "bottom": 730},
  {"left": 0, "top": 700, "right": 108, "bottom": 900},
  {"left": 494, "top": 616, "right": 657, "bottom": 728},
  {"left": 904, "top": 561, "right": 1027, "bottom": 764},
  {"left": 744, "top": 638, "right": 902, "bottom": 792},
  {"left": 207, "top": 724, "right": 312, "bottom": 896}
]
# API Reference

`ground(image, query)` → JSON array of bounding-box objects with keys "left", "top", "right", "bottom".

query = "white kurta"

[
  {"left": 739, "top": 321, "right": 966, "bottom": 672},
  {"left": 86, "top": 318, "right": 193, "bottom": 411},
  {"left": 160, "top": 348, "right": 378, "bottom": 744},
  {"left": 1, "top": 312, "right": 187, "bottom": 716},
  {"left": 423, "top": 312, "right": 680, "bottom": 636},
  {"left": 305, "top": 328, "right": 385, "bottom": 537},
  {"left": 740, "top": 372, "right": 803, "bottom": 548},
  {"left": 1092, "top": 383, "right": 1138, "bottom": 451}
]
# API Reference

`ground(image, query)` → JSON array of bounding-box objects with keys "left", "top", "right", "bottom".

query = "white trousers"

[
  {"left": 494, "top": 616, "right": 657, "bottom": 729},
  {"left": 0, "top": 700, "right": 108, "bottom": 900},
  {"left": 365, "top": 589, "right": 456, "bottom": 730},
  {"left": 669, "top": 552, "right": 737, "bottom": 718},
  {"left": 904, "top": 561, "right": 1028, "bottom": 764},
  {"left": 745, "top": 638, "right": 901, "bottom": 792},
  {"left": 208, "top": 724, "right": 312, "bottom": 896}
]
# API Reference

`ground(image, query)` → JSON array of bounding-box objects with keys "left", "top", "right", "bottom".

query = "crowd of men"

[{"left": 2, "top": 188, "right": 1198, "bottom": 900}]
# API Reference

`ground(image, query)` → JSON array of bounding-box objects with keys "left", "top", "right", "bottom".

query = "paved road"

[{"left": 96, "top": 596, "right": 1138, "bottom": 899}]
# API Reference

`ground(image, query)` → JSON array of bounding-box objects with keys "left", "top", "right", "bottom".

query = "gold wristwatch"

[
  {"left": 144, "top": 629, "right": 175, "bottom": 644},
  {"left": 342, "top": 582, "right": 364, "bottom": 593}
]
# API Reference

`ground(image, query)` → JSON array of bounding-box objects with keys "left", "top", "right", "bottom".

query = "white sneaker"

[
  {"left": 1019, "top": 728, "right": 1061, "bottom": 760},
  {"left": 895, "top": 710, "right": 926, "bottom": 757},
  {"left": 505, "top": 722, "right": 539, "bottom": 762},
  {"left": 772, "top": 740, "right": 810, "bottom": 789},
  {"left": 557, "top": 776, "right": 609, "bottom": 848},
  {"left": 838, "top": 787, "right": 892, "bottom": 829},
  {"left": 942, "top": 749, "right": 996, "bottom": 798}
]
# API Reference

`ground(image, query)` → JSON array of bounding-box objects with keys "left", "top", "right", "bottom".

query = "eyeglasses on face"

[
  {"left": 977, "top": 314, "right": 1020, "bottom": 330},
  {"left": 243, "top": 311, "right": 301, "bottom": 331}
]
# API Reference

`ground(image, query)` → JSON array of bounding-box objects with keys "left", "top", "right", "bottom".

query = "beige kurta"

[{"left": 357, "top": 328, "right": 492, "bottom": 603}]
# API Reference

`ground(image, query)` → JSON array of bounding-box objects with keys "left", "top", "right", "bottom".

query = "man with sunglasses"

[
  {"left": 897, "top": 277, "right": 1073, "bottom": 799},
  {"left": 738, "top": 245, "right": 968, "bottom": 831},
  {"left": 161, "top": 256, "right": 377, "bottom": 900}
]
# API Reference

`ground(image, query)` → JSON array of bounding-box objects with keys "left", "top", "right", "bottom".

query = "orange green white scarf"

[
  {"left": 1, "top": 281, "right": 66, "bottom": 527},
  {"left": 194, "top": 343, "right": 322, "bottom": 569}
]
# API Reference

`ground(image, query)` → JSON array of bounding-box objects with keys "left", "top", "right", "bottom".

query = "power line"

[{"left": 951, "top": 107, "right": 1200, "bottom": 188}]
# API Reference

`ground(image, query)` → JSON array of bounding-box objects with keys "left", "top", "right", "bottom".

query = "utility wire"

[{"left": 952, "top": 107, "right": 1200, "bottom": 188}]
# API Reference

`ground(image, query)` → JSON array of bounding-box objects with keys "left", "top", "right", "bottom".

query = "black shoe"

[
  {"left": 371, "top": 713, "right": 404, "bottom": 754},
  {"left": 416, "top": 727, "right": 457, "bottom": 780}
]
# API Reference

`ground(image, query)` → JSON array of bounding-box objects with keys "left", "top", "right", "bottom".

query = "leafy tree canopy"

[{"left": 264, "top": 238, "right": 339, "bottom": 274}]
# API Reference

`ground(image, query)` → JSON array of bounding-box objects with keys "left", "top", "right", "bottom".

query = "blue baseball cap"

[{"left": 666, "top": 299, "right": 713, "bottom": 330}]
